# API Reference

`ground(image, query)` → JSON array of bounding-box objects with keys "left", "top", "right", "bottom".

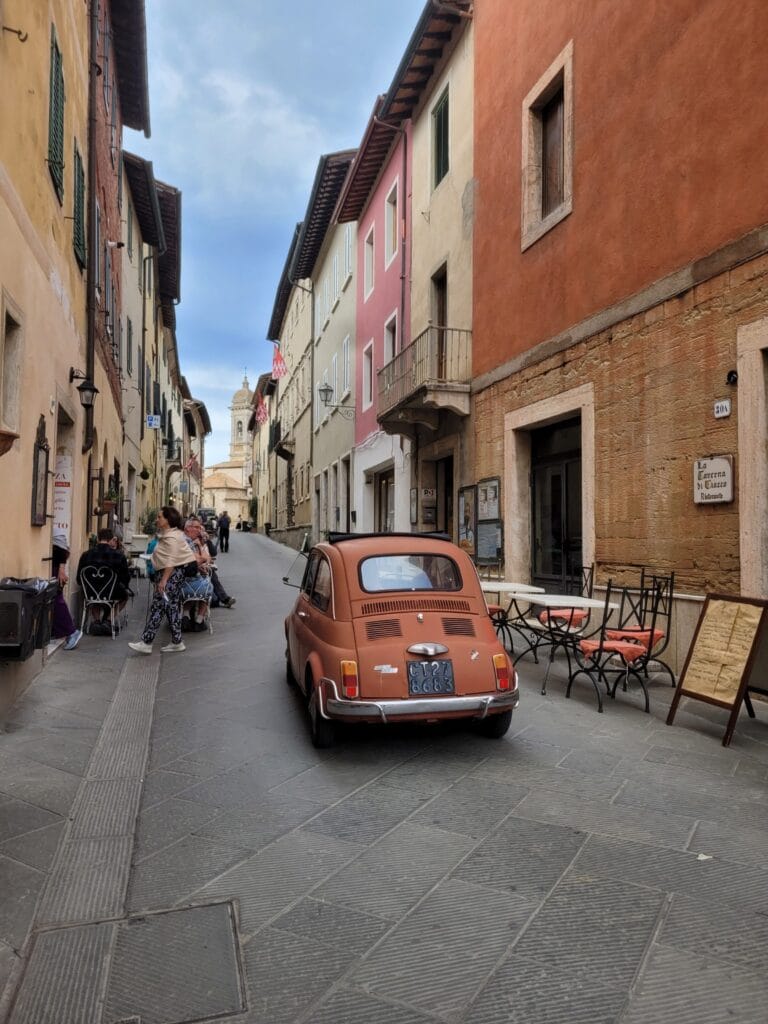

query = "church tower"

[{"left": 229, "top": 375, "right": 252, "bottom": 461}]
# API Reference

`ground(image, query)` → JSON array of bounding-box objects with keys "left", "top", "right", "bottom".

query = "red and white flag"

[
  {"left": 272, "top": 345, "right": 287, "bottom": 379},
  {"left": 255, "top": 391, "right": 269, "bottom": 425}
]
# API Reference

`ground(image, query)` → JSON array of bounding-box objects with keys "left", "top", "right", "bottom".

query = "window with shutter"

[
  {"left": 432, "top": 89, "right": 449, "bottom": 189},
  {"left": 127, "top": 318, "right": 133, "bottom": 375},
  {"left": 73, "top": 143, "right": 86, "bottom": 268},
  {"left": 48, "top": 27, "right": 65, "bottom": 202}
]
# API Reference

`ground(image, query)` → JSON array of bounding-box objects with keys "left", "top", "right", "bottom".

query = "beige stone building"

[{"left": 202, "top": 377, "right": 253, "bottom": 524}]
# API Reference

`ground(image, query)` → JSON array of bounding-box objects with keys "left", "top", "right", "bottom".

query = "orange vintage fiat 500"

[{"left": 284, "top": 532, "right": 519, "bottom": 747}]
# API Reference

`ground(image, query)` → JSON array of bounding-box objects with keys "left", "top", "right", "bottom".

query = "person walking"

[
  {"left": 218, "top": 510, "right": 231, "bottom": 553},
  {"left": 51, "top": 529, "right": 82, "bottom": 650},
  {"left": 128, "top": 506, "right": 196, "bottom": 654}
]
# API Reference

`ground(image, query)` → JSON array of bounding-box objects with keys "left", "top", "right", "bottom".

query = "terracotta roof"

[
  {"left": 291, "top": 150, "right": 356, "bottom": 279},
  {"left": 156, "top": 180, "right": 181, "bottom": 327},
  {"left": 337, "top": 1, "right": 472, "bottom": 223},
  {"left": 267, "top": 223, "right": 302, "bottom": 341},
  {"left": 111, "top": 0, "right": 151, "bottom": 136},
  {"left": 204, "top": 471, "right": 242, "bottom": 489},
  {"left": 122, "top": 152, "right": 165, "bottom": 246}
]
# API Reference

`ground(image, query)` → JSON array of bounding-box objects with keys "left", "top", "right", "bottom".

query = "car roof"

[{"left": 316, "top": 533, "right": 461, "bottom": 562}]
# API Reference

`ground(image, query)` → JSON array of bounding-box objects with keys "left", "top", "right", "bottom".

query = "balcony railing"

[{"left": 377, "top": 325, "right": 472, "bottom": 420}]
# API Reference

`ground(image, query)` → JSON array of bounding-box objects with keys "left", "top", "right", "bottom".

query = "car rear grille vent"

[
  {"left": 361, "top": 598, "right": 472, "bottom": 616},
  {"left": 366, "top": 619, "right": 403, "bottom": 640},
  {"left": 442, "top": 617, "right": 475, "bottom": 636}
]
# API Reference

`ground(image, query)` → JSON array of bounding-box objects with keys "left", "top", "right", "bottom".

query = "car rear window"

[{"left": 359, "top": 554, "right": 462, "bottom": 593}]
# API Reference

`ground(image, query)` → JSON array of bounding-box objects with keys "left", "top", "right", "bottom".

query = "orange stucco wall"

[{"left": 473, "top": 0, "right": 768, "bottom": 378}]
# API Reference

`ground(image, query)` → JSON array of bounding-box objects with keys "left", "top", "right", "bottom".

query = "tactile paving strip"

[{"left": 33, "top": 657, "right": 159, "bottom": 927}]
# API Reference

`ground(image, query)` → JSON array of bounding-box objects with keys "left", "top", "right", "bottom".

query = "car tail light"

[
  {"left": 493, "top": 653, "right": 511, "bottom": 691},
  {"left": 341, "top": 660, "right": 359, "bottom": 699}
]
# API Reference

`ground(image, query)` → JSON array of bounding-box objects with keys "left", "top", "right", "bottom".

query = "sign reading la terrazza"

[{"left": 693, "top": 455, "right": 733, "bottom": 504}]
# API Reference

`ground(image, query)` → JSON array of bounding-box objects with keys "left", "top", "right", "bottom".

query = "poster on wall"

[
  {"left": 477, "top": 477, "right": 500, "bottom": 521},
  {"left": 476, "top": 520, "right": 503, "bottom": 564},
  {"left": 458, "top": 486, "right": 476, "bottom": 556},
  {"left": 53, "top": 454, "right": 73, "bottom": 544}
]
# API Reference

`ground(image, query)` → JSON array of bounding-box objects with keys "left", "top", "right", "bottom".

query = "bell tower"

[{"left": 229, "top": 375, "right": 252, "bottom": 461}]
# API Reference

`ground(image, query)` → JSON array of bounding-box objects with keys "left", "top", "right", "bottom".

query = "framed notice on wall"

[
  {"left": 477, "top": 477, "right": 500, "bottom": 521},
  {"left": 476, "top": 520, "right": 503, "bottom": 565},
  {"left": 667, "top": 593, "right": 768, "bottom": 746}
]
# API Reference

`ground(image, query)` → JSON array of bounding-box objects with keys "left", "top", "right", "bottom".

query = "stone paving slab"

[
  {"left": 305, "top": 986, "right": 437, "bottom": 1024},
  {"left": 620, "top": 944, "right": 768, "bottom": 1024},
  {"left": 576, "top": 834, "right": 768, "bottom": 915},
  {"left": 352, "top": 878, "right": 533, "bottom": 1020},
  {"left": 453, "top": 816, "right": 588, "bottom": 900},
  {"left": 0, "top": 820, "right": 65, "bottom": 874}
]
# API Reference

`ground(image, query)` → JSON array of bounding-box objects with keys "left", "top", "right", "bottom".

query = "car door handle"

[{"left": 297, "top": 610, "right": 309, "bottom": 620}]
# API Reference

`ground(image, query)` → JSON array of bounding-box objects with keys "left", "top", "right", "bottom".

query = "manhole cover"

[{"left": 104, "top": 903, "right": 244, "bottom": 1024}]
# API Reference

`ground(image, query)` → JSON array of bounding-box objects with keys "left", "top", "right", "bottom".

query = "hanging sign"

[{"left": 53, "top": 454, "right": 73, "bottom": 540}]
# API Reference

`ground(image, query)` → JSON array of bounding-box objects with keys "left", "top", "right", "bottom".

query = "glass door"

[{"left": 531, "top": 419, "right": 582, "bottom": 591}]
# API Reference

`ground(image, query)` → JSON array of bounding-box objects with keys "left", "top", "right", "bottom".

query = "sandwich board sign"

[{"left": 667, "top": 594, "right": 768, "bottom": 746}]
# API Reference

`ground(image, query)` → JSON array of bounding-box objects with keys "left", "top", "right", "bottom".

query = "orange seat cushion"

[
  {"left": 604, "top": 627, "right": 664, "bottom": 648},
  {"left": 540, "top": 608, "right": 588, "bottom": 627},
  {"left": 487, "top": 604, "right": 505, "bottom": 617},
  {"left": 579, "top": 638, "right": 648, "bottom": 662}
]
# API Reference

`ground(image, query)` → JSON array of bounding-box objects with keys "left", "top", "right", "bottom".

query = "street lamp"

[
  {"left": 69, "top": 368, "right": 99, "bottom": 409},
  {"left": 318, "top": 382, "right": 355, "bottom": 420}
]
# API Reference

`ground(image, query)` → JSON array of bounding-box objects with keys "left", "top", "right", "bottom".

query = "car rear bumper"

[{"left": 319, "top": 677, "right": 519, "bottom": 724}]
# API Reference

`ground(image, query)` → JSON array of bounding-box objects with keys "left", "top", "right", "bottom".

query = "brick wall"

[{"left": 473, "top": 252, "right": 768, "bottom": 594}]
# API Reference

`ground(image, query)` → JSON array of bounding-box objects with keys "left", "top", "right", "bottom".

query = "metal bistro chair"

[
  {"left": 604, "top": 571, "right": 675, "bottom": 686},
  {"left": 570, "top": 578, "right": 668, "bottom": 713},
  {"left": 181, "top": 573, "right": 214, "bottom": 635},
  {"left": 79, "top": 565, "right": 124, "bottom": 639},
  {"left": 524, "top": 564, "right": 596, "bottom": 666},
  {"left": 539, "top": 579, "right": 614, "bottom": 705},
  {"left": 479, "top": 561, "right": 513, "bottom": 649}
]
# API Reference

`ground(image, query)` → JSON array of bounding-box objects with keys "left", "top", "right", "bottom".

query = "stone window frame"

[
  {"left": 521, "top": 40, "right": 574, "bottom": 252},
  {"left": 737, "top": 316, "right": 768, "bottom": 597},
  {"left": 503, "top": 382, "right": 595, "bottom": 583}
]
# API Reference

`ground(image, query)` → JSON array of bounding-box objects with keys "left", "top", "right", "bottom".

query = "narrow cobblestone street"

[{"left": 1, "top": 533, "right": 768, "bottom": 1024}]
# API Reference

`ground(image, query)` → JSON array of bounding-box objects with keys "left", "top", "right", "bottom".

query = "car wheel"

[
  {"left": 285, "top": 649, "right": 296, "bottom": 687},
  {"left": 308, "top": 684, "right": 335, "bottom": 749},
  {"left": 476, "top": 709, "right": 513, "bottom": 739}
]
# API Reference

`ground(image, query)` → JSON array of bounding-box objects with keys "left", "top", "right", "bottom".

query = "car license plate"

[{"left": 407, "top": 660, "right": 455, "bottom": 696}]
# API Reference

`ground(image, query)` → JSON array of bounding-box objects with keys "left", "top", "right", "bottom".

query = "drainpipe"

[{"left": 83, "top": 0, "right": 99, "bottom": 454}]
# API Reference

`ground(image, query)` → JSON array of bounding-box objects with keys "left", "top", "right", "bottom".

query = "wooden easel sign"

[{"left": 667, "top": 594, "right": 768, "bottom": 746}]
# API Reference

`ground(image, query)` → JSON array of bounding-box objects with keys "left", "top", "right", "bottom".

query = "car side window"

[
  {"left": 311, "top": 558, "right": 332, "bottom": 613},
  {"left": 302, "top": 554, "right": 319, "bottom": 596}
]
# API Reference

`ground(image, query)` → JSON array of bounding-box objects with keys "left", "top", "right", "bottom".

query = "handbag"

[{"left": 183, "top": 560, "right": 199, "bottom": 578}]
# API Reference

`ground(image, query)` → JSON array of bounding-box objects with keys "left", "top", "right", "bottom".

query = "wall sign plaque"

[
  {"left": 667, "top": 594, "right": 768, "bottom": 746},
  {"left": 693, "top": 455, "right": 733, "bottom": 504}
]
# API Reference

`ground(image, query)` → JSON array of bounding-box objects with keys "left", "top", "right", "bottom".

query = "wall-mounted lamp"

[
  {"left": 726, "top": 370, "right": 738, "bottom": 386},
  {"left": 69, "top": 368, "right": 99, "bottom": 409},
  {"left": 318, "top": 382, "right": 355, "bottom": 420},
  {"left": 106, "top": 240, "right": 125, "bottom": 249}
]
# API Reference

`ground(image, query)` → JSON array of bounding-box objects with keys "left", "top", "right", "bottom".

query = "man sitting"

[{"left": 76, "top": 527, "right": 132, "bottom": 634}]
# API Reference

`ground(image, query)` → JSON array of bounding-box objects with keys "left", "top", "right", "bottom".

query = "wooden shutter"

[
  {"left": 542, "top": 89, "right": 565, "bottom": 217},
  {"left": 73, "top": 144, "right": 86, "bottom": 268},
  {"left": 48, "top": 27, "right": 65, "bottom": 201}
]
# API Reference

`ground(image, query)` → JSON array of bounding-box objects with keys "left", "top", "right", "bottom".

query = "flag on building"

[
  {"left": 255, "top": 391, "right": 269, "bottom": 425},
  {"left": 272, "top": 345, "right": 287, "bottom": 379}
]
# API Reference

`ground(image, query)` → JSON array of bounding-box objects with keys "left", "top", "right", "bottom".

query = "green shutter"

[
  {"left": 73, "top": 143, "right": 86, "bottom": 268},
  {"left": 48, "top": 27, "right": 65, "bottom": 201}
]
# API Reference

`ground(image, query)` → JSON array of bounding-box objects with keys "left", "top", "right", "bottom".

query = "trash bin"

[{"left": 0, "top": 577, "right": 57, "bottom": 661}]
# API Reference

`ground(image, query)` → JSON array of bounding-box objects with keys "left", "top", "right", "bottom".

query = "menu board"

[{"left": 667, "top": 594, "right": 768, "bottom": 746}]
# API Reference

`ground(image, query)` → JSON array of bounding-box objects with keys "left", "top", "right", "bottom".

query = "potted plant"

[{"left": 101, "top": 488, "right": 118, "bottom": 513}]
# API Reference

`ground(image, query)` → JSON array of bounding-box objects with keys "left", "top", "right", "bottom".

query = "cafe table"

[
  {"left": 505, "top": 592, "right": 619, "bottom": 695},
  {"left": 480, "top": 582, "right": 546, "bottom": 654}
]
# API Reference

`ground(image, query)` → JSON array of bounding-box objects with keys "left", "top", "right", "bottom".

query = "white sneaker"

[
  {"left": 63, "top": 629, "right": 83, "bottom": 650},
  {"left": 128, "top": 640, "right": 153, "bottom": 655},
  {"left": 160, "top": 641, "right": 186, "bottom": 653}
]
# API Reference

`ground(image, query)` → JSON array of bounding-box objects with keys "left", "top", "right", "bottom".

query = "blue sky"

[{"left": 125, "top": 0, "right": 424, "bottom": 465}]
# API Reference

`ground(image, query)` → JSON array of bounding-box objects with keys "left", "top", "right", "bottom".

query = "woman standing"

[{"left": 128, "top": 506, "right": 195, "bottom": 654}]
